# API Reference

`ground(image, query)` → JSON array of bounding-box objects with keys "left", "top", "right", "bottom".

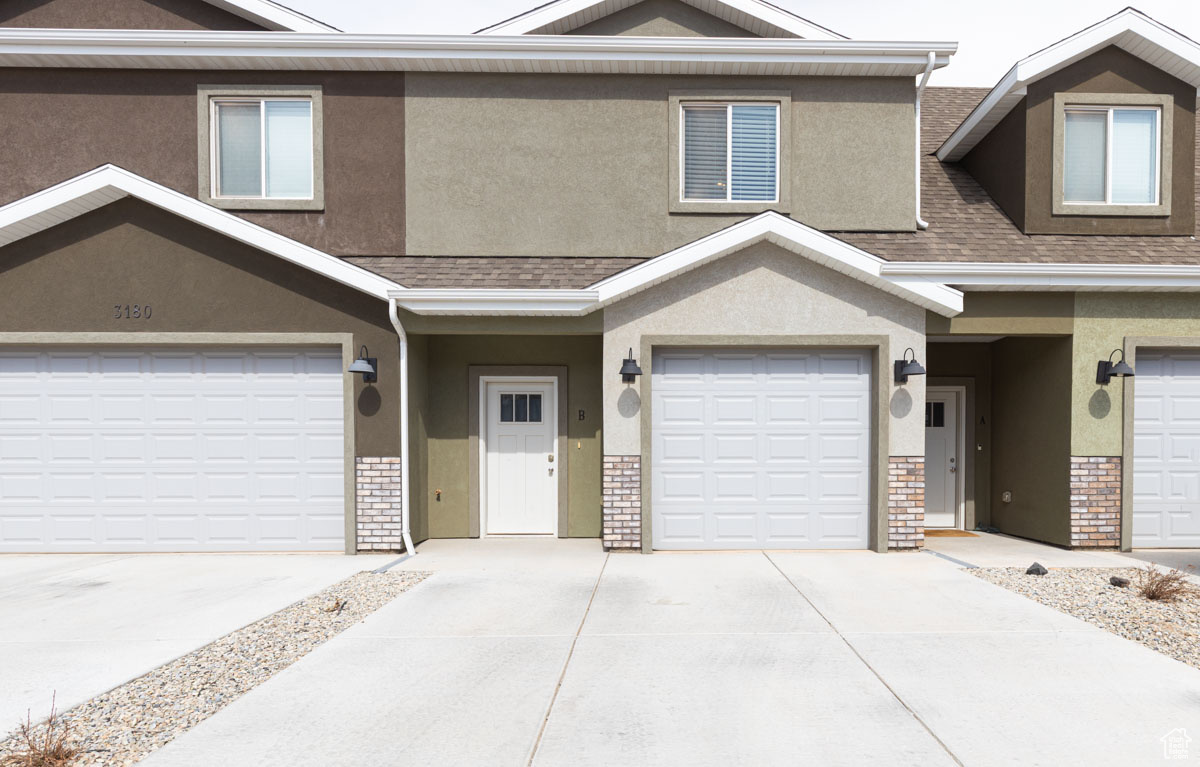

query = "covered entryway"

[
  {"left": 1133, "top": 350, "right": 1200, "bottom": 547},
  {"left": 650, "top": 348, "right": 871, "bottom": 550},
  {"left": 0, "top": 347, "right": 345, "bottom": 552}
]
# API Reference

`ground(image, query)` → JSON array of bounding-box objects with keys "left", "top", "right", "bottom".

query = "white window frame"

[
  {"left": 1063, "top": 104, "right": 1162, "bottom": 207},
  {"left": 679, "top": 101, "right": 781, "bottom": 205},
  {"left": 210, "top": 96, "right": 315, "bottom": 201}
]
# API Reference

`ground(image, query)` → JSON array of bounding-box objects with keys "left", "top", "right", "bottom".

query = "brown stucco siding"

[
  {"left": 962, "top": 96, "right": 1026, "bottom": 229},
  {"left": 0, "top": 0, "right": 265, "bottom": 30},
  {"left": 0, "top": 198, "right": 400, "bottom": 455},
  {"left": 568, "top": 0, "right": 761, "bottom": 37},
  {"left": 0, "top": 69, "right": 404, "bottom": 257},
  {"left": 1025, "top": 46, "right": 1196, "bottom": 236},
  {"left": 405, "top": 73, "right": 915, "bottom": 258}
]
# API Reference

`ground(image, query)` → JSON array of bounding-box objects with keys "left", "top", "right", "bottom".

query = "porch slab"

[{"left": 923, "top": 531, "right": 1132, "bottom": 568}]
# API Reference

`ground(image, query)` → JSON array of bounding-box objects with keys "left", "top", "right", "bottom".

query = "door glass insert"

[
  {"left": 498, "top": 392, "right": 544, "bottom": 423},
  {"left": 925, "top": 401, "right": 945, "bottom": 428}
]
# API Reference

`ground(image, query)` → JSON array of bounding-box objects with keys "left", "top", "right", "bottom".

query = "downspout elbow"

[
  {"left": 915, "top": 51, "right": 936, "bottom": 231},
  {"left": 388, "top": 297, "right": 416, "bottom": 556}
]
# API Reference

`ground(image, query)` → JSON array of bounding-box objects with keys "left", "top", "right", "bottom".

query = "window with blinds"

[
  {"left": 1063, "top": 106, "right": 1159, "bottom": 205},
  {"left": 213, "top": 98, "right": 314, "bottom": 200},
  {"left": 681, "top": 103, "right": 779, "bottom": 203}
]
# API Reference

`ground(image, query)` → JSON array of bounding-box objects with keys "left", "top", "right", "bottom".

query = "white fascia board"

[
  {"left": 390, "top": 289, "right": 600, "bottom": 316},
  {"left": 590, "top": 211, "right": 964, "bottom": 316},
  {"left": 0, "top": 29, "right": 955, "bottom": 74},
  {"left": 880, "top": 261, "right": 1200, "bottom": 290},
  {"left": 939, "top": 9, "right": 1200, "bottom": 162},
  {"left": 476, "top": 0, "right": 845, "bottom": 40},
  {"left": 0, "top": 165, "right": 397, "bottom": 301},
  {"left": 204, "top": 0, "right": 339, "bottom": 32}
]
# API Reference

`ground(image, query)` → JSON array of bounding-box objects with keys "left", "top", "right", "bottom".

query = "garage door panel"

[
  {"left": 653, "top": 348, "right": 870, "bottom": 550},
  {"left": 1133, "top": 350, "right": 1200, "bottom": 547},
  {"left": 0, "top": 347, "right": 345, "bottom": 552}
]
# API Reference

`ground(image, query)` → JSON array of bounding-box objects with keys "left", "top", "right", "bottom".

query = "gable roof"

[
  {"left": 475, "top": 0, "right": 846, "bottom": 40},
  {"left": 390, "top": 212, "right": 964, "bottom": 316},
  {"left": 201, "top": 0, "right": 339, "bottom": 32},
  {"left": 938, "top": 7, "right": 1200, "bottom": 161},
  {"left": 0, "top": 165, "right": 396, "bottom": 299}
]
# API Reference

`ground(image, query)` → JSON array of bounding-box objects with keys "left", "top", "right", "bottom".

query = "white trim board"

[
  {"left": 204, "top": 0, "right": 339, "bottom": 32},
  {"left": 879, "top": 261, "right": 1200, "bottom": 291},
  {"left": 0, "top": 29, "right": 955, "bottom": 77},
  {"left": 937, "top": 8, "right": 1200, "bottom": 162},
  {"left": 0, "top": 165, "right": 398, "bottom": 301},
  {"left": 475, "top": 0, "right": 846, "bottom": 40}
]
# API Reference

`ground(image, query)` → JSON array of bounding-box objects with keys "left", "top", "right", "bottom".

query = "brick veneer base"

[
  {"left": 1070, "top": 456, "right": 1121, "bottom": 549},
  {"left": 355, "top": 457, "right": 406, "bottom": 552},
  {"left": 602, "top": 455, "right": 642, "bottom": 551},
  {"left": 888, "top": 457, "right": 926, "bottom": 550}
]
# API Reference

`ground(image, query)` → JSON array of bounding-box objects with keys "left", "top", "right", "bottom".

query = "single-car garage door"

[
  {"left": 0, "top": 347, "right": 345, "bottom": 552},
  {"left": 1133, "top": 350, "right": 1200, "bottom": 547},
  {"left": 651, "top": 349, "right": 871, "bottom": 550}
]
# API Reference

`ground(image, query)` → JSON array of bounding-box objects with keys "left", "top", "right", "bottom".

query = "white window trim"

[
  {"left": 211, "top": 96, "right": 315, "bottom": 202},
  {"left": 1063, "top": 104, "right": 1161, "bottom": 207},
  {"left": 679, "top": 101, "right": 781, "bottom": 205}
]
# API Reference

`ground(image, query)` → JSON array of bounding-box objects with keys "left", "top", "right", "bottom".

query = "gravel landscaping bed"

[
  {"left": 0, "top": 569, "right": 429, "bottom": 767},
  {"left": 972, "top": 566, "right": 1200, "bottom": 669}
]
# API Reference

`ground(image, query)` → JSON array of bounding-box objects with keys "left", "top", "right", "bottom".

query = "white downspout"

[
  {"left": 915, "top": 51, "right": 936, "bottom": 230},
  {"left": 388, "top": 298, "right": 417, "bottom": 556}
]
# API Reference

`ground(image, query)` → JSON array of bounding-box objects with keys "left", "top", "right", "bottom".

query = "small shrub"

[
  {"left": 2, "top": 694, "right": 80, "bottom": 767},
  {"left": 1135, "top": 564, "right": 1198, "bottom": 603}
]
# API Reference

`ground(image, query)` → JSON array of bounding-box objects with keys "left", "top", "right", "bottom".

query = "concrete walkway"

[
  {"left": 143, "top": 539, "right": 1200, "bottom": 767},
  {"left": 0, "top": 552, "right": 395, "bottom": 736}
]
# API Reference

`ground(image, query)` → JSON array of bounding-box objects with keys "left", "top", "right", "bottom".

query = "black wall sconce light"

[
  {"left": 620, "top": 348, "right": 643, "bottom": 383},
  {"left": 348, "top": 345, "right": 378, "bottom": 383},
  {"left": 894, "top": 347, "right": 927, "bottom": 384},
  {"left": 1096, "top": 349, "right": 1134, "bottom": 385}
]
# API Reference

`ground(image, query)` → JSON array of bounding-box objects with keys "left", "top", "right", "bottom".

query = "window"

[
  {"left": 213, "top": 98, "right": 313, "bottom": 200},
  {"left": 925, "top": 402, "right": 945, "bottom": 428},
  {"left": 1063, "top": 106, "right": 1160, "bottom": 206},
  {"left": 681, "top": 103, "right": 779, "bottom": 203},
  {"left": 197, "top": 85, "right": 323, "bottom": 211},
  {"left": 500, "top": 393, "right": 542, "bottom": 423}
]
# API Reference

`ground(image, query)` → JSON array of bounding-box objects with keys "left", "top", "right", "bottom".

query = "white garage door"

[
  {"left": 0, "top": 348, "right": 345, "bottom": 552},
  {"left": 651, "top": 349, "right": 871, "bottom": 550},
  {"left": 1133, "top": 350, "right": 1200, "bottom": 547}
]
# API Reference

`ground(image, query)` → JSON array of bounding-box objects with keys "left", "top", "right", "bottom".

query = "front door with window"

[
  {"left": 484, "top": 381, "right": 557, "bottom": 535},
  {"left": 925, "top": 389, "right": 961, "bottom": 529}
]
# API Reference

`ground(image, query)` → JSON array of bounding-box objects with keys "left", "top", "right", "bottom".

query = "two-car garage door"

[
  {"left": 651, "top": 349, "right": 871, "bottom": 550},
  {"left": 0, "top": 348, "right": 345, "bottom": 552},
  {"left": 1134, "top": 351, "right": 1200, "bottom": 547}
]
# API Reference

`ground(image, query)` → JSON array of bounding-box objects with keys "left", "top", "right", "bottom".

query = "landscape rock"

[
  {"left": 1110, "top": 576, "right": 1131, "bottom": 588},
  {"left": 1026, "top": 562, "right": 1048, "bottom": 576}
]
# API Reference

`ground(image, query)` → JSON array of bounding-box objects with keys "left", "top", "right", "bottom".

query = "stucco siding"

[
  {"left": 404, "top": 73, "right": 915, "bottom": 258},
  {"left": 0, "top": 0, "right": 265, "bottom": 30},
  {"left": 568, "top": 0, "right": 760, "bottom": 37},
  {"left": 601, "top": 241, "right": 927, "bottom": 456}
]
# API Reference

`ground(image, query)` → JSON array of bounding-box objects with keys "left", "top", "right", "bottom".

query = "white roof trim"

[
  {"left": 591, "top": 212, "right": 963, "bottom": 315},
  {"left": 0, "top": 29, "right": 955, "bottom": 76},
  {"left": 938, "top": 8, "right": 1200, "bottom": 162},
  {"left": 880, "top": 261, "right": 1200, "bottom": 291},
  {"left": 476, "top": 0, "right": 846, "bottom": 40},
  {"left": 204, "top": 0, "right": 339, "bottom": 32},
  {"left": 392, "top": 289, "right": 600, "bottom": 316},
  {"left": 0, "top": 165, "right": 398, "bottom": 301}
]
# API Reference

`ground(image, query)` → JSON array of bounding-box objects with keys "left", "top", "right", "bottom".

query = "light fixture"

[
  {"left": 619, "top": 348, "right": 643, "bottom": 383},
  {"left": 894, "top": 347, "right": 926, "bottom": 384},
  {"left": 1096, "top": 349, "right": 1134, "bottom": 385},
  {"left": 348, "top": 345, "right": 377, "bottom": 383}
]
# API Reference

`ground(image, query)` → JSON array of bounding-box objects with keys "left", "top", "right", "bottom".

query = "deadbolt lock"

[{"left": 548, "top": 454, "right": 554, "bottom": 463}]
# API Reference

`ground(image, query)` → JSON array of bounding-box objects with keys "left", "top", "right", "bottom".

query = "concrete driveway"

[
  {"left": 141, "top": 539, "right": 1200, "bottom": 767},
  {"left": 0, "top": 552, "right": 395, "bottom": 736}
]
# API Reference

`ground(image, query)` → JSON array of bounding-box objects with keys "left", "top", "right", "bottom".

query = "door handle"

[{"left": 949, "top": 467, "right": 957, "bottom": 474}]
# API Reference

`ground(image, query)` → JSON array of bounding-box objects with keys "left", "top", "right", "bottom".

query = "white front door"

[
  {"left": 484, "top": 381, "right": 557, "bottom": 535},
  {"left": 924, "top": 388, "right": 960, "bottom": 529},
  {"left": 1133, "top": 351, "right": 1200, "bottom": 547}
]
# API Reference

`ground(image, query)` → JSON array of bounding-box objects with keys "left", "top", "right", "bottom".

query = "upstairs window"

[
  {"left": 681, "top": 103, "right": 779, "bottom": 203},
  {"left": 1063, "top": 106, "right": 1160, "bottom": 206},
  {"left": 212, "top": 98, "right": 314, "bottom": 200}
]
